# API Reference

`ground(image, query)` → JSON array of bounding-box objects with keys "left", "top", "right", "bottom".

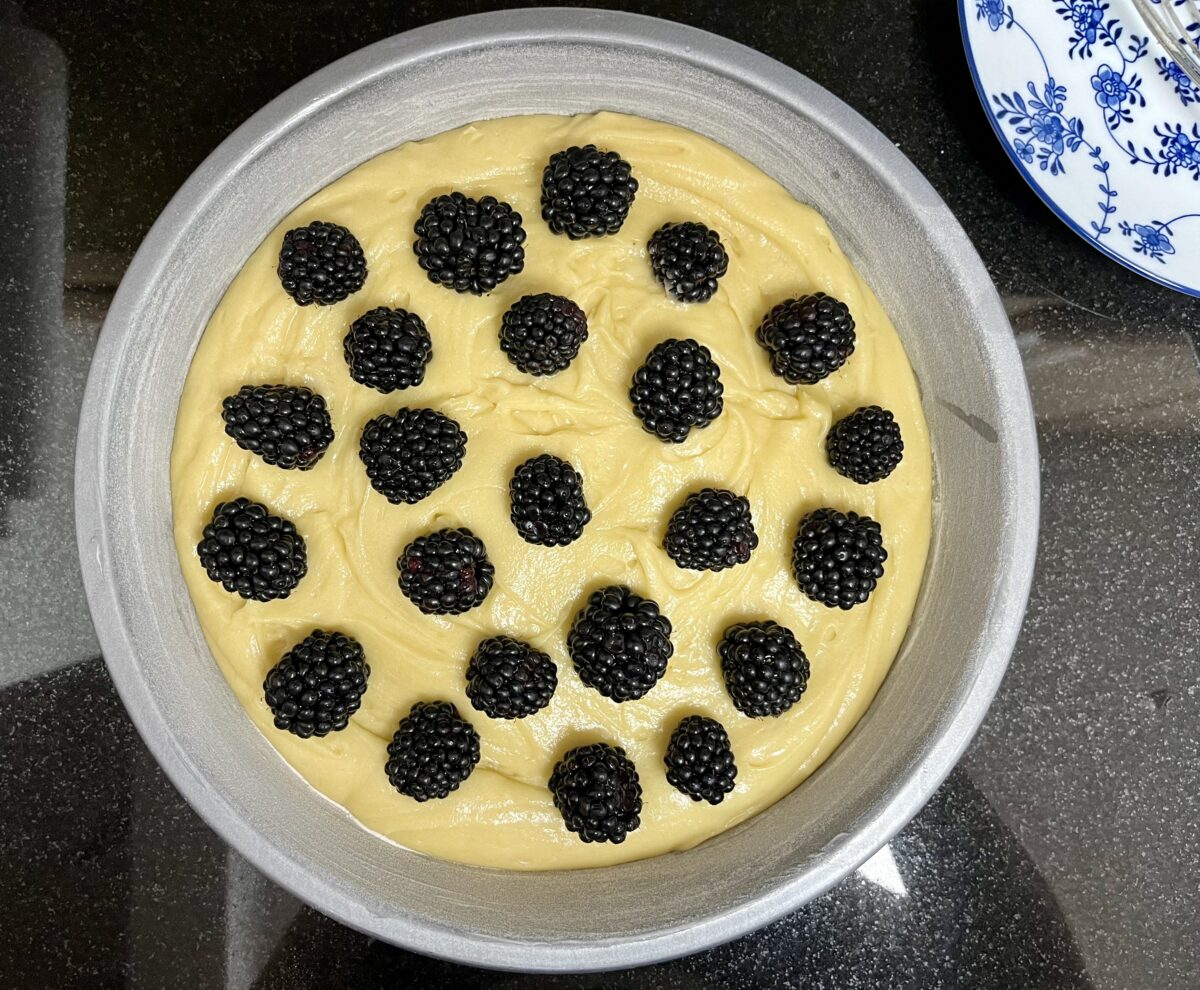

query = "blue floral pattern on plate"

[{"left": 960, "top": 0, "right": 1200, "bottom": 296}]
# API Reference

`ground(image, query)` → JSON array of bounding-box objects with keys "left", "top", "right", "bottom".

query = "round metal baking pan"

[{"left": 75, "top": 8, "right": 1039, "bottom": 973}]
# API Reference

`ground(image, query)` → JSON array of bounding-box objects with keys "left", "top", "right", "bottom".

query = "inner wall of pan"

[{"left": 110, "top": 37, "right": 1007, "bottom": 942}]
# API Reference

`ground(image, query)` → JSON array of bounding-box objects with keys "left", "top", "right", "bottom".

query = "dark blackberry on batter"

[
  {"left": 358, "top": 408, "right": 467, "bottom": 504},
  {"left": 509, "top": 454, "right": 591, "bottom": 547},
  {"left": 385, "top": 701, "right": 480, "bottom": 801},
  {"left": 549, "top": 743, "right": 642, "bottom": 843},
  {"left": 343, "top": 306, "right": 432, "bottom": 393},
  {"left": 413, "top": 192, "right": 525, "bottom": 294},
  {"left": 663, "top": 488, "right": 757, "bottom": 571},
  {"left": 277, "top": 221, "right": 367, "bottom": 306},
  {"left": 221, "top": 384, "right": 334, "bottom": 471},
  {"left": 263, "top": 630, "right": 369, "bottom": 739},
  {"left": 196, "top": 498, "right": 307, "bottom": 602},
  {"left": 826, "top": 406, "right": 904, "bottom": 484},
  {"left": 719, "top": 621, "right": 810, "bottom": 718},
  {"left": 465, "top": 636, "right": 557, "bottom": 720},
  {"left": 567, "top": 585, "right": 673, "bottom": 702},
  {"left": 647, "top": 221, "right": 728, "bottom": 303},
  {"left": 397, "top": 528, "right": 494, "bottom": 615},
  {"left": 792, "top": 508, "right": 887, "bottom": 609},
  {"left": 541, "top": 145, "right": 638, "bottom": 238},
  {"left": 756, "top": 293, "right": 856, "bottom": 385},
  {"left": 664, "top": 715, "right": 737, "bottom": 804},
  {"left": 499, "top": 293, "right": 589, "bottom": 376},
  {"left": 629, "top": 338, "right": 724, "bottom": 443}
]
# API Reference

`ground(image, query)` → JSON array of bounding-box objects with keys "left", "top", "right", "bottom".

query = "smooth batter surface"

[{"left": 171, "top": 112, "right": 932, "bottom": 870}]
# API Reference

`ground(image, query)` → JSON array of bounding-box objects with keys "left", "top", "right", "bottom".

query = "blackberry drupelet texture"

[
  {"left": 719, "top": 620, "right": 810, "bottom": 718},
  {"left": 221, "top": 384, "right": 334, "bottom": 471},
  {"left": 398, "top": 528, "right": 494, "bottom": 615},
  {"left": 549, "top": 743, "right": 642, "bottom": 843},
  {"left": 465, "top": 636, "right": 557, "bottom": 720},
  {"left": 509, "top": 453, "right": 591, "bottom": 547},
  {"left": 793, "top": 508, "right": 887, "bottom": 609},
  {"left": 343, "top": 306, "right": 432, "bottom": 393},
  {"left": 358, "top": 408, "right": 467, "bottom": 504},
  {"left": 263, "top": 630, "right": 369, "bottom": 739},
  {"left": 385, "top": 701, "right": 480, "bottom": 801},
  {"left": 196, "top": 498, "right": 307, "bottom": 602},
  {"left": 567, "top": 585, "right": 674, "bottom": 702},
  {"left": 827, "top": 405, "right": 905, "bottom": 484},
  {"left": 413, "top": 192, "right": 525, "bottom": 294},
  {"left": 499, "top": 293, "right": 589, "bottom": 376},
  {"left": 629, "top": 338, "right": 724, "bottom": 443},
  {"left": 647, "top": 221, "right": 729, "bottom": 303},
  {"left": 663, "top": 488, "right": 758, "bottom": 571},
  {"left": 541, "top": 145, "right": 638, "bottom": 238},
  {"left": 756, "top": 293, "right": 856, "bottom": 384},
  {"left": 277, "top": 220, "right": 367, "bottom": 306},
  {"left": 664, "top": 715, "right": 738, "bottom": 804}
]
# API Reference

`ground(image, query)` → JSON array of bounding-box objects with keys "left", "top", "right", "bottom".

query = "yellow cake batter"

[{"left": 170, "top": 111, "right": 932, "bottom": 870}]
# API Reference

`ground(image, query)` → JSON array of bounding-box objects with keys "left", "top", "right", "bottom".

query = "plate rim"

[{"left": 958, "top": 0, "right": 1200, "bottom": 299}]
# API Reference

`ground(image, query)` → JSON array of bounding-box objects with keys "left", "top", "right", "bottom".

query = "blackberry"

[
  {"left": 277, "top": 220, "right": 367, "bottom": 306},
  {"left": 567, "top": 585, "right": 673, "bottom": 702},
  {"left": 343, "top": 306, "right": 432, "bottom": 393},
  {"left": 664, "top": 715, "right": 737, "bottom": 804},
  {"left": 663, "top": 488, "right": 757, "bottom": 571},
  {"left": 196, "top": 498, "right": 307, "bottom": 602},
  {"left": 359, "top": 408, "right": 466, "bottom": 504},
  {"left": 385, "top": 701, "right": 480, "bottom": 801},
  {"left": 827, "top": 406, "right": 904, "bottom": 484},
  {"left": 792, "top": 508, "right": 887, "bottom": 609},
  {"left": 756, "top": 293, "right": 856, "bottom": 385},
  {"left": 548, "top": 743, "right": 642, "bottom": 843},
  {"left": 221, "top": 384, "right": 334, "bottom": 471},
  {"left": 647, "top": 221, "right": 729, "bottom": 303},
  {"left": 263, "top": 630, "right": 369, "bottom": 738},
  {"left": 412, "top": 192, "right": 525, "bottom": 294},
  {"left": 465, "top": 636, "right": 557, "bottom": 720},
  {"left": 509, "top": 454, "right": 591, "bottom": 547},
  {"left": 499, "top": 293, "right": 589, "bottom": 376},
  {"left": 398, "top": 528, "right": 494, "bottom": 615},
  {"left": 541, "top": 145, "right": 638, "bottom": 239},
  {"left": 719, "top": 621, "right": 810, "bottom": 718},
  {"left": 630, "top": 338, "right": 724, "bottom": 443}
]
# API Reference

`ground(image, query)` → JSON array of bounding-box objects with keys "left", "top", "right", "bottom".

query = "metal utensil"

[{"left": 1131, "top": 0, "right": 1200, "bottom": 83}]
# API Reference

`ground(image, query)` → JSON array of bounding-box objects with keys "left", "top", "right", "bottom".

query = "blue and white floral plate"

[{"left": 961, "top": 0, "right": 1200, "bottom": 296}]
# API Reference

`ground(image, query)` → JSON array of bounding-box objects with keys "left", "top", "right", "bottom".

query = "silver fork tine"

[{"left": 1131, "top": 0, "right": 1200, "bottom": 83}]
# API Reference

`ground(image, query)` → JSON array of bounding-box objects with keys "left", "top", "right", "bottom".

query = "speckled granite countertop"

[{"left": 1, "top": 1, "right": 1198, "bottom": 987}]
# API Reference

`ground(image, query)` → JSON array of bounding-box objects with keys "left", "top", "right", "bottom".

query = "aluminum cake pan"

[{"left": 75, "top": 8, "right": 1039, "bottom": 973}]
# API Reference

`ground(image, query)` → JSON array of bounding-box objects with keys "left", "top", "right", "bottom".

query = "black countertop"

[{"left": 2, "top": 1, "right": 1198, "bottom": 987}]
